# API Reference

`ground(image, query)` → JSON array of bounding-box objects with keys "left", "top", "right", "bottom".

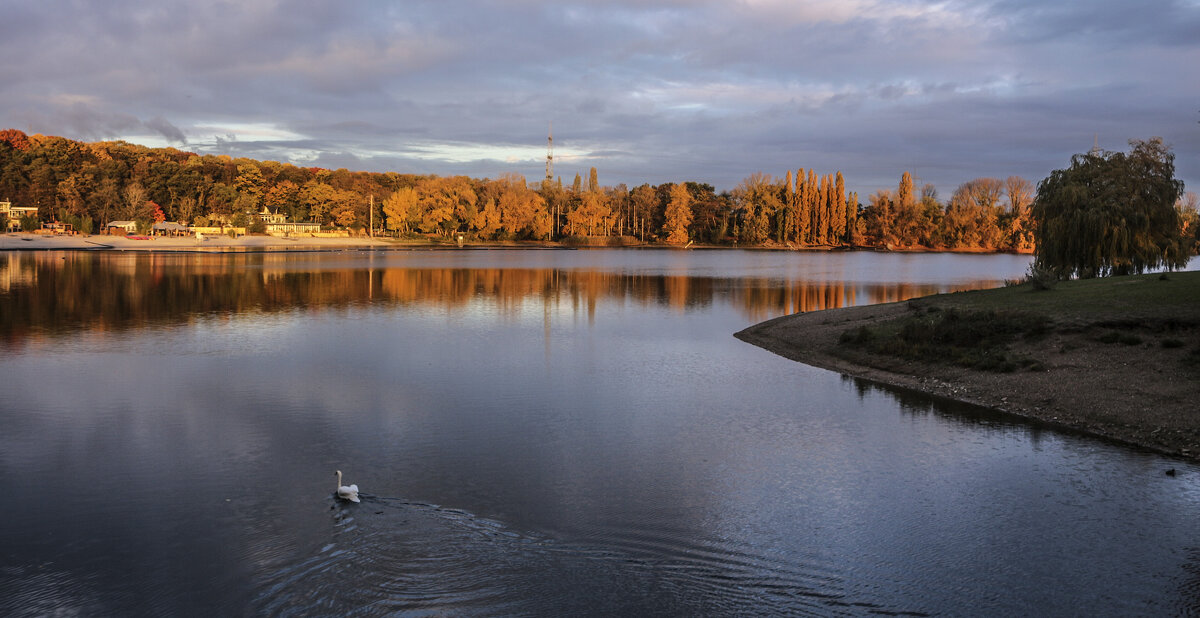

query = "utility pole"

[{"left": 369, "top": 194, "right": 374, "bottom": 238}]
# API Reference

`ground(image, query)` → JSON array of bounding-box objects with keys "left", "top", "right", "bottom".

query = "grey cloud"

[
  {"left": 15, "top": 103, "right": 140, "bottom": 141},
  {"left": 0, "top": 0, "right": 1194, "bottom": 198},
  {"left": 987, "top": 0, "right": 1200, "bottom": 46},
  {"left": 144, "top": 117, "right": 186, "bottom": 144}
]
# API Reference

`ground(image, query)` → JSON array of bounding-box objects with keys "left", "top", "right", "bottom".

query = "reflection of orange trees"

[
  {"left": 0, "top": 252, "right": 41, "bottom": 292},
  {"left": 731, "top": 280, "right": 1002, "bottom": 322},
  {"left": 0, "top": 253, "right": 1007, "bottom": 346}
]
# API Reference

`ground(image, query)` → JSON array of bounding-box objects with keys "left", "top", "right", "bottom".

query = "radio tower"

[{"left": 545, "top": 122, "right": 554, "bottom": 183}]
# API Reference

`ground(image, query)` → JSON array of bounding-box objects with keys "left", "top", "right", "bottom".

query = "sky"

[{"left": 2, "top": 0, "right": 1198, "bottom": 199}]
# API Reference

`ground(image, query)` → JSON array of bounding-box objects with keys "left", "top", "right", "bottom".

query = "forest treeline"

[{"left": 0, "top": 128, "right": 1184, "bottom": 252}]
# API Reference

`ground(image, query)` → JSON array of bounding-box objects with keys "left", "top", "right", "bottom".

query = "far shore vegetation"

[{"left": 5, "top": 129, "right": 1196, "bottom": 255}]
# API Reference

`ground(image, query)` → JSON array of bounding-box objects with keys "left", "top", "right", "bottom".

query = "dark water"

[{"left": 1, "top": 249, "right": 1197, "bottom": 616}]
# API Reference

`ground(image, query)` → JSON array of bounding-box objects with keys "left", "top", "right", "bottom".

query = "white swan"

[{"left": 335, "top": 470, "right": 360, "bottom": 503}]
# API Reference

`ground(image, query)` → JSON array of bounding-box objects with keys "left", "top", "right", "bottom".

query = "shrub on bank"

[{"left": 839, "top": 308, "right": 1050, "bottom": 372}]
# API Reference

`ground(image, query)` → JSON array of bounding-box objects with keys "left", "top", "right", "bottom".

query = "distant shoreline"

[
  {"left": 0, "top": 232, "right": 399, "bottom": 252},
  {"left": 0, "top": 232, "right": 1035, "bottom": 255}
]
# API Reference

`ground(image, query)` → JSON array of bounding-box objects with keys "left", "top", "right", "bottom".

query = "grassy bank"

[
  {"left": 736, "top": 270, "right": 1200, "bottom": 459},
  {"left": 911, "top": 270, "right": 1200, "bottom": 323},
  {"left": 838, "top": 270, "right": 1200, "bottom": 372}
]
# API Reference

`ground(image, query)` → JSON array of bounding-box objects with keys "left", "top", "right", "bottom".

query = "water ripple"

[{"left": 250, "top": 496, "right": 934, "bottom": 616}]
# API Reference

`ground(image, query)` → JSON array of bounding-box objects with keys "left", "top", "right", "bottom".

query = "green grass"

[
  {"left": 914, "top": 270, "right": 1200, "bottom": 327},
  {"left": 839, "top": 270, "right": 1200, "bottom": 372},
  {"left": 840, "top": 307, "right": 1050, "bottom": 372}
]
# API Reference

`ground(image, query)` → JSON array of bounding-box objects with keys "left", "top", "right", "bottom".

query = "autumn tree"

[
  {"left": 496, "top": 174, "right": 549, "bottom": 239},
  {"left": 817, "top": 171, "right": 833, "bottom": 244},
  {"left": 299, "top": 181, "right": 339, "bottom": 224},
  {"left": 176, "top": 196, "right": 199, "bottom": 225},
  {"left": 383, "top": 186, "right": 419, "bottom": 234},
  {"left": 93, "top": 177, "right": 121, "bottom": 226},
  {"left": 1002, "top": 176, "right": 1035, "bottom": 251},
  {"left": 794, "top": 169, "right": 811, "bottom": 244},
  {"left": 915, "top": 184, "right": 943, "bottom": 247},
  {"left": 1178, "top": 192, "right": 1199, "bottom": 251},
  {"left": 733, "top": 173, "right": 779, "bottom": 244},
  {"left": 778, "top": 170, "right": 795, "bottom": 243},
  {"left": 890, "top": 171, "right": 927, "bottom": 247},
  {"left": 566, "top": 190, "right": 612, "bottom": 236},
  {"left": 685, "top": 182, "right": 728, "bottom": 243},
  {"left": 629, "top": 184, "right": 658, "bottom": 242},
  {"left": 587, "top": 167, "right": 599, "bottom": 193},
  {"left": 831, "top": 172, "right": 846, "bottom": 244},
  {"left": 416, "top": 176, "right": 477, "bottom": 237},
  {"left": 607, "top": 184, "right": 630, "bottom": 236},
  {"left": 234, "top": 163, "right": 266, "bottom": 213},
  {"left": 865, "top": 190, "right": 892, "bottom": 246},
  {"left": 56, "top": 174, "right": 88, "bottom": 217},
  {"left": 1033, "top": 138, "right": 1188, "bottom": 278},
  {"left": 845, "top": 191, "right": 860, "bottom": 245},
  {"left": 0, "top": 128, "right": 32, "bottom": 151},
  {"left": 476, "top": 197, "right": 502, "bottom": 238},
  {"left": 663, "top": 182, "right": 693, "bottom": 244},
  {"left": 263, "top": 180, "right": 299, "bottom": 219},
  {"left": 802, "top": 169, "right": 819, "bottom": 244},
  {"left": 122, "top": 182, "right": 147, "bottom": 220}
]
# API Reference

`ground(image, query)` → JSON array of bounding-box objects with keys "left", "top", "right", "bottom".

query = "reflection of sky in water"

[{"left": 3, "top": 250, "right": 1198, "bottom": 616}]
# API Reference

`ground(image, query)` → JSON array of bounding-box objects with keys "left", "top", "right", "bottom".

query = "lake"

[{"left": 1, "top": 248, "right": 1197, "bottom": 616}]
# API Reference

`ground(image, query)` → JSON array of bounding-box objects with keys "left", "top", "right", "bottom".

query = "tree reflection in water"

[{"left": 0, "top": 250, "right": 1005, "bottom": 348}]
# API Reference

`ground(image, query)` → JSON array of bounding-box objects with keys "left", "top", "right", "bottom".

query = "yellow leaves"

[
  {"left": 566, "top": 191, "right": 612, "bottom": 237},
  {"left": 383, "top": 186, "right": 419, "bottom": 232},
  {"left": 664, "top": 182, "right": 693, "bottom": 244}
]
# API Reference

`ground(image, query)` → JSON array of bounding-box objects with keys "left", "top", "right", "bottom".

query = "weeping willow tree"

[{"left": 1032, "top": 138, "right": 1188, "bottom": 278}]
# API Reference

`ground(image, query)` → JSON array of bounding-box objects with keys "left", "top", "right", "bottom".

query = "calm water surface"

[{"left": 1, "top": 249, "right": 1197, "bottom": 616}]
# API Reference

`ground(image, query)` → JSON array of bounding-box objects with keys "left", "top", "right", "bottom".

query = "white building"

[{"left": 1, "top": 200, "right": 39, "bottom": 231}]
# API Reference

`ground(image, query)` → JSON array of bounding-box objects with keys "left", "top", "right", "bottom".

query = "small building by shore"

[
  {"left": 152, "top": 222, "right": 190, "bottom": 236},
  {"left": 265, "top": 222, "right": 323, "bottom": 236},
  {"left": 1, "top": 201, "right": 39, "bottom": 232},
  {"left": 106, "top": 220, "right": 138, "bottom": 235}
]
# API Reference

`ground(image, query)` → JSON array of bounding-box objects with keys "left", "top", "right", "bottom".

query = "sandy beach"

[
  {"left": 0, "top": 232, "right": 396, "bottom": 252},
  {"left": 737, "top": 302, "right": 1200, "bottom": 462}
]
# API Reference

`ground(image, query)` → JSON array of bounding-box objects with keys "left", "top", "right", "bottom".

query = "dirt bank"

[{"left": 736, "top": 301, "right": 1200, "bottom": 461}]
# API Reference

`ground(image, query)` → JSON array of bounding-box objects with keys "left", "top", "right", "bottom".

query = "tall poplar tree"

[
  {"left": 897, "top": 171, "right": 914, "bottom": 209},
  {"left": 663, "top": 182, "right": 693, "bottom": 244},
  {"left": 846, "top": 191, "right": 859, "bottom": 244},
  {"left": 805, "top": 169, "right": 819, "bottom": 244},
  {"left": 781, "top": 170, "right": 795, "bottom": 244},
  {"left": 795, "top": 168, "right": 810, "bottom": 245},
  {"left": 833, "top": 171, "right": 846, "bottom": 244},
  {"left": 816, "top": 173, "right": 830, "bottom": 245}
]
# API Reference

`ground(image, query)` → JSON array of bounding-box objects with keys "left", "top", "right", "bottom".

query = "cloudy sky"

[{"left": 2, "top": 0, "right": 1197, "bottom": 198}]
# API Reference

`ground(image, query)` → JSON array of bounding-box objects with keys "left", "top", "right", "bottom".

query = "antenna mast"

[{"left": 545, "top": 122, "right": 554, "bottom": 183}]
